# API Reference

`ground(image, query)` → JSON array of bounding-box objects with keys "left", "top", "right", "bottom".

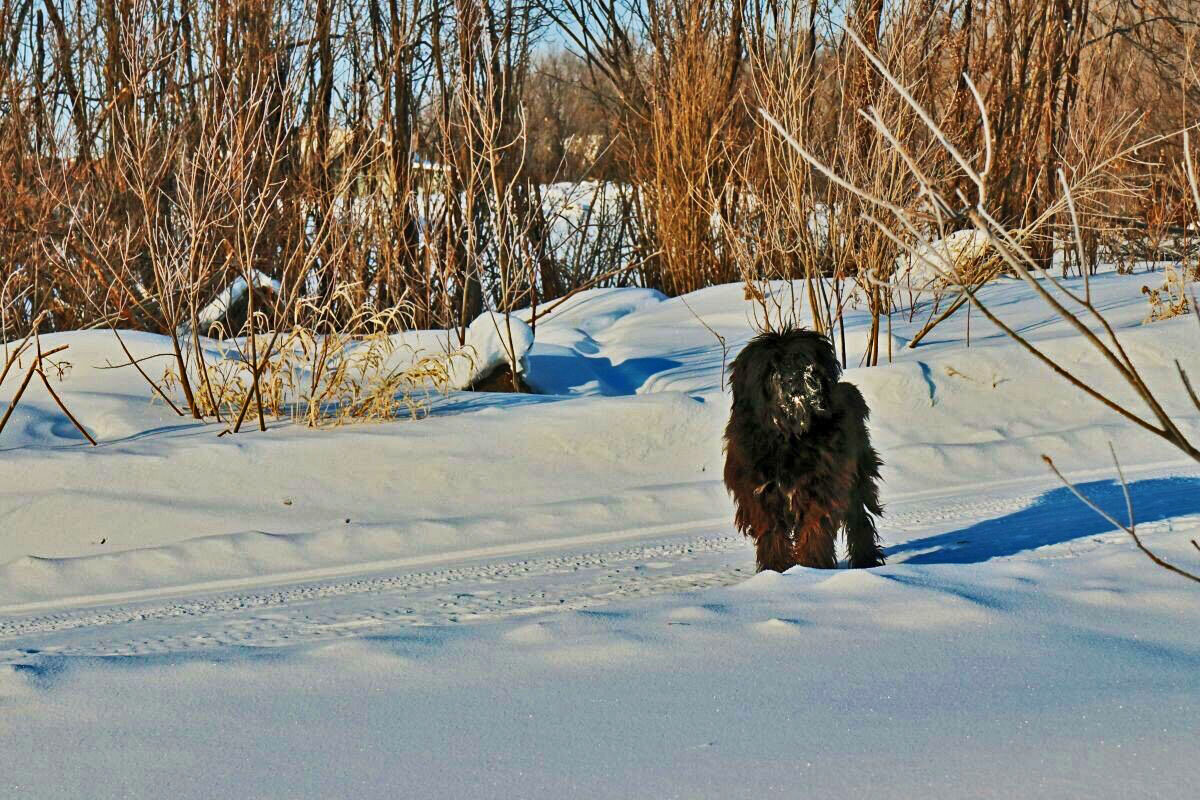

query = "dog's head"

[{"left": 730, "top": 327, "right": 840, "bottom": 438}]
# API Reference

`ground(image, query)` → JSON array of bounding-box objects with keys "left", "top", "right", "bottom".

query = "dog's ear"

[{"left": 729, "top": 339, "right": 775, "bottom": 424}]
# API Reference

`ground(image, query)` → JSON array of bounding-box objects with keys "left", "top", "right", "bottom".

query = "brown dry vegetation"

[{"left": 1, "top": 0, "right": 1199, "bottom": 366}]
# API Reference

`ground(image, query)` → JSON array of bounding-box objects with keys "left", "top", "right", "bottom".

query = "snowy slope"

[
  {"left": 6, "top": 271, "right": 1195, "bottom": 600},
  {"left": 2, "top": 269, "right": 1199, "bottom": 798},
  {"left": 3, "top": 493, "right": 1198, "bottom": 799}
]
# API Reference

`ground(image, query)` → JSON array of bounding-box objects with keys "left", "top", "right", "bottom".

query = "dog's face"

[
  {"left": 731, "top": 328, "right": 840, "bottom": 439},
  {"left": 766, "top": 359, "right": 830, "bottom": 435}
]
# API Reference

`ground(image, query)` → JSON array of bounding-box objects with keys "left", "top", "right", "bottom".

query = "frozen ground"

[{"left": 2, "top": 270, "right": 1199, "bottom": 798}]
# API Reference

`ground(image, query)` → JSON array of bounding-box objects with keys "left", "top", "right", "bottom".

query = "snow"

[
  {"left": 446, "top": 311, "right": 534, "bottom": 389},
  {"left": 3, "top": 268, "right": 1200, "bottom": 797},
  {"left": 897, "top": 228, "right": 992, "bottom": 290},
  {"left": 186, "top": 269, "right": 281, "bottom": 334}
]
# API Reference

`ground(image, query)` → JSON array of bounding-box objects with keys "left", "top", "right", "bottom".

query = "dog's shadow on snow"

[{"left": 888, "top": 476, "right": 1200, "bottom": 564}]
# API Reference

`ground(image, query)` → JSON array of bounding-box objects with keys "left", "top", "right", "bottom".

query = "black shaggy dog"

[{"left": 723, "top": 327, "right": 885, "bottom": 571}]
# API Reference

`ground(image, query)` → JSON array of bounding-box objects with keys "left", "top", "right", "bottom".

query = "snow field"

[{"left": 2, "top": 268, "right": 1199, "bottom": 798}]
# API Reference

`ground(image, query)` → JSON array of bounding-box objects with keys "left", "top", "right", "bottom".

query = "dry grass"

[
  {"left": 1142, "top": 266, "right": 1191, "bottom": 323},
  {"left": 166, "top": 287, "right": 470, "bottom": 429},
  {"left": 730, "top": 5, "right": 960, "bottom": 364}
]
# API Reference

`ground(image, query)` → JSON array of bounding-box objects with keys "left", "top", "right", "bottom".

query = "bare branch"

[{"left": 1043, "top": 453, "right": 1200, "bottom": 584}]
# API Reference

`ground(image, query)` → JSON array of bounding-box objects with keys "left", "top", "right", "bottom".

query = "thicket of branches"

[{"left": 2, "top": 0, "right": 1200, "bottom": 353}]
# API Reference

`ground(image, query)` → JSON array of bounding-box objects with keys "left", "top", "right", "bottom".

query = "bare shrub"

[
  {"left": 555, "top": 0, "right": 749, "bottom": 296},
  {"left": 6, "top": 0, "right": 1200, "bottom": 397},
  {"left": 734, "top": 2, "right": 962, "bottom": 365}
]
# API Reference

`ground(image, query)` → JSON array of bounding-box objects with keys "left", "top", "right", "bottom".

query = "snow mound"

[
  {"left": 896, "top": 229, "right": 991, "bottom": 289},
  {"left": 448, "top": 312, "right": 534, "bottom": 390}
]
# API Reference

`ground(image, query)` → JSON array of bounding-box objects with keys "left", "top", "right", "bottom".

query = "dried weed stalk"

[
  {"left": 1142, "top": 265, "right": 1191, "bottom": 323},
  {"left": 166, "top": 288, "right": 469, "bottom": 429},
  {"left": 0, "top": 331, "right": 94, "bottom": 445}
]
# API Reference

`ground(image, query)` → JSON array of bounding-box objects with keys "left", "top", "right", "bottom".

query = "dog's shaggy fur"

[{"left": 723, "top": 327, "right": 885, "bottom": 571}]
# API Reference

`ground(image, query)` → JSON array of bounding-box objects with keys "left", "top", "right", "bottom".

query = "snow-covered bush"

[{"left": 896, "top": 229, "right": 994, "bottom": 292}]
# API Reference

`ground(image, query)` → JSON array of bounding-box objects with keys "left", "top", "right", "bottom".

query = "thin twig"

[
  {"left": 970, "top": 207, "right": 1195, "bottom": 455},
  {"left": 1177, "top": 360, "right": 1200, "bottom": 414},
  {"left": 679, "top": 294, "right": 729, "bottom": 390},
  {"left": 95, "top": 352, "right": 178, "bottom": 369},
  {"left": 537, "top": 252, "right": 661, "bottom": 319},
  {"left": 1043, "top": 453, "right": 1200, "bottom": 584},
  {"left": 0, "top": 359, "right": 39, "bottom": 438},
  {"left": 0, "top": 342, "right": 69, "bottom": 426},
  {"left": 36, "top": 367, "right": 97, "bottom": 446},
  {"left": 108, "top": 328, "right": 185, "bottom": 417},
  {"left": 229, "top": 329, "right": 284, "bottom": 434},
  {"left": 1059, "top": 169, "right": 1090, "bottom": 302},
  {"left": 0, "top": 311, "right": 49, "bottom": 388},
  {"left": 0, "top": 341, "right": 32, "bottom": 389}
]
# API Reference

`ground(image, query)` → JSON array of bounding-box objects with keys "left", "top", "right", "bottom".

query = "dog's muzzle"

[{"left": 770, "top": 364, "right": 826, "bottom": 435}]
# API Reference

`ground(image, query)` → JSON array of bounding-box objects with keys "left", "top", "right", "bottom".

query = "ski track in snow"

[{"left": 0, "top": 488, "right": 1068, "bottom": 661}]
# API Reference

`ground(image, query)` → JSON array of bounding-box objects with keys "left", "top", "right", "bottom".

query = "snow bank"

[
  {"left": 4, "top": 522, "right": 1199, "bottom": 798},
  {"left": 446, "top": 311, "right": 534, "bottom": 390},
  {"left": 3, "top": 270, "right": 1199, "bottom": 601},
  {"left": 5, "top": 267, "right": 1200, "bottom": 798}
]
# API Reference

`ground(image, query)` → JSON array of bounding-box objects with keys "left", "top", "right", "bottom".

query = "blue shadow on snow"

[
  {"left": 888, "top": 477, "right": 1200, "bottom": 565},
  {"left": 524, "top": 354, "right": 681, "bottom": 396}
]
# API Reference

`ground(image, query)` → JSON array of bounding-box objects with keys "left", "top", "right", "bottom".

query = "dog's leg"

[
  {"left": 844, "top": 448, "right": 886, "bottom": 568},
  {"left": 830, "top": 381, "right": 886, "bottom": 568},
  {"left": 726, "top": 438, "right": 798, "bottom": 573},
  {"left": 748, "top": 485, "right": 798, "bottom": 572},
  {"left": 792, "top": 506, "right": 837, "bottom": 569},
  {"left": 755, "top": 524, "right": 796, "bottom": 572}
]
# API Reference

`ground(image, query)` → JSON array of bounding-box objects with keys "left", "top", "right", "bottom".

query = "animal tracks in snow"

[
  {"left": 0, "top": 531, "right": 749, "bottom": 659},
  {"left": 0, "top": 477, "right": 1181, "bottom": 662}
]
